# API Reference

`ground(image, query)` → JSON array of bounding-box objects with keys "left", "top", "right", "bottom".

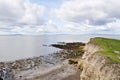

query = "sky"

[{"left": 0, "top": 0, "right": 120, "bottom": 35}]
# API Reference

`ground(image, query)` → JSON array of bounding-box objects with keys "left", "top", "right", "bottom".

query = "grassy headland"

[{"left": 90, "top": 37, "right": 120, "bottom": 63}]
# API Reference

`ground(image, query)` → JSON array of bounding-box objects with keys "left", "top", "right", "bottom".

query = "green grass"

[{"left": 90, "top": 37, "right": 120, "bottom": 63}]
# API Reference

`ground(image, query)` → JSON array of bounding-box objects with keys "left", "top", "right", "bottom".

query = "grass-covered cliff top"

[{"left": 90, "top": 37, "right": 120, "bottom": 63}]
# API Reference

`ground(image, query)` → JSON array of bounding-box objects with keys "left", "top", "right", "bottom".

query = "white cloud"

[
  {"left": 0, "top": 0, "right": 45, "bottom": 25},
  {"left": 56, "top": 0, "right": 120, "bottom": 25},
  {"left": 43, "top": 20, "right": 59, "bottom": 33},
  {"left": 0, "top": 0, "right": 120, "bottom": 34},
  {"left": 19, "top": 0, "right": 45, "bottom": 25},
  {"left": 0, "top": 0, "right": 46, "bottom": 34},
  {"left": 54, "top": 0, "right": 120, "bottom": 34}
]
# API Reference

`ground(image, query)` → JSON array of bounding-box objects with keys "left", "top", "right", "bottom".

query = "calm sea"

[{"left": 0, "top": 35, "right": 120, "bottom": 61}]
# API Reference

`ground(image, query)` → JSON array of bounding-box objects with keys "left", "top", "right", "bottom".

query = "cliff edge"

[{"left": 79, "top": 37, "right": 120, "bottom": 80}]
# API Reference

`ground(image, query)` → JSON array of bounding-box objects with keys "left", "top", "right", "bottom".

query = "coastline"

[
  {"left": 0, "top": 42, "right": 84, "bottom": 80},
  {"left": 18, "top": 60, "right": 80, "bottom": 80},
  {"left": 0, "top": 55, "right": 81, "bottom": 80},
  {"left": 0, "top": 37, "right": 120, "bottom": 80}
]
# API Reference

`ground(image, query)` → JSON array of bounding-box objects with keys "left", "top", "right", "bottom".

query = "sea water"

[{"left": 0, "top": 35, "right": 120, "bottom": 61}]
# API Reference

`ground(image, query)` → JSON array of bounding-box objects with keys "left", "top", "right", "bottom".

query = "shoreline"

[
  {"left": 0, "top": 56, "right": 81, "bottom": 80},
  {"left": 18, "top": 60, "right": 80, "bottom": 80},
  {"left": 0, "top": 37, "right": 120, "bottom": 80},
  {"left": 0, "top": 42, "right": 84, "bottom": 80}
]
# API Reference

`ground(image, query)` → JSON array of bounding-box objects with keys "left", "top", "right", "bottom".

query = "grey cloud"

[
  {"left": 56, "top": 0, "right": 120, "bottom": 25},
  {"left": 0, "top": 0, "right": 45, "bottom": 27}
]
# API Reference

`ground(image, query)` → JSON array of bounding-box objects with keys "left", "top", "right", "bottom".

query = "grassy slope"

[{"left": 90, "top": 37, "right": 120, "bottom": 63}]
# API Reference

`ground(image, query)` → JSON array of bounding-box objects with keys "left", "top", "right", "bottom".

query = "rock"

[{"left": 79, "top": 43, "right": 120, "bottom": 80}]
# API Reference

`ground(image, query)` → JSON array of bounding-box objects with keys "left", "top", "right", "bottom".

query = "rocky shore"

[
  {"left": 0, "top": 42, "right": 85, "bottom": 80},
  {"left": 1, "top": 38, "right": 118, "bottom": 80},
  {"left": 0, "top": 56, "right": 45, "bottom": 80}
]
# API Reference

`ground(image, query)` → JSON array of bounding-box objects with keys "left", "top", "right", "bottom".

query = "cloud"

[
  {"left": 0, "top": 0, "right": 46, "bottom": 34},
  {"left": 0, "top": 0, "right": 45, "bottom": 25},
  {"left": 19, "top": 0, "right": 45, "bottom": 25},
  {"left": 54, "top": 0, "right": 120, "bottom": 34},
  {"left": 56, "top": 0, "right": 120, "bottom": 25},
  {"left": 0, "top": 0, "right": 120, "bottom": 34}
]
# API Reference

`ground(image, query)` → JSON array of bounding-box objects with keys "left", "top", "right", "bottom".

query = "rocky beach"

[
  {"left": 0, "top": 37, "right": 120, "bottom": 80},
  {"left": 0, "top": 42, "right": 84, "bottom": 80}
]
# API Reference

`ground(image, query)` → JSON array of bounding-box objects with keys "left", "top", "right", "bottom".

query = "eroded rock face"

[{"left": 80, "top": 43, "right": 120, "bottom": 80}]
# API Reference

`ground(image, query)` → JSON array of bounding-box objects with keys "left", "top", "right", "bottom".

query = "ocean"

[{"left": 0, "top": 35, "right": 120, "bottom": 61}]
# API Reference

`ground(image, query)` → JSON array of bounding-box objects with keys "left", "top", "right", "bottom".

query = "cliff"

[{"left": 79, "top": 37, "right": 120, "bottom": 80}]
